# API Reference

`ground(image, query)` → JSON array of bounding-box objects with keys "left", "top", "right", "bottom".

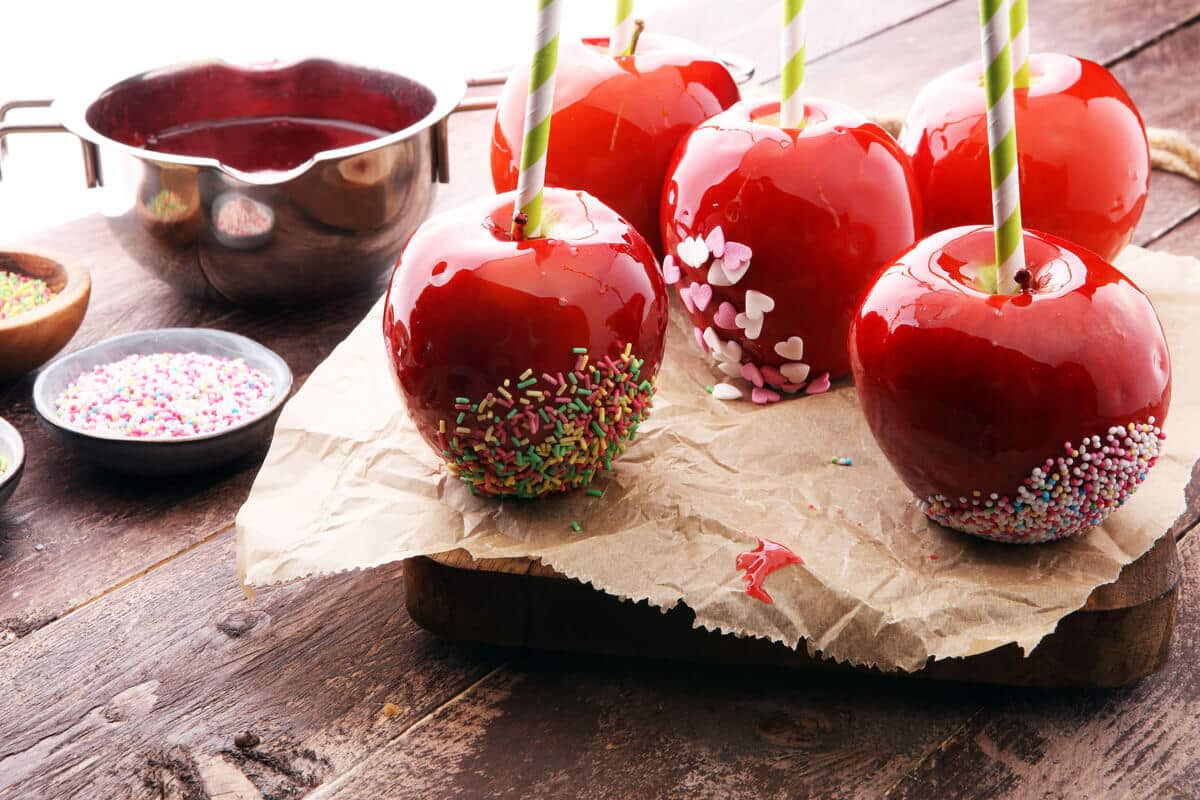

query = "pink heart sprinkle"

[
  {"left": 760, "top": 365, "right": 787, "bottom": 386},
  {"left": 751, "top": 387, "right": 781, "bottom": 404},
  {"left": 721, "top": 242, "right": 753, "bottom": 281},
  {"left": 741, "top": 362, "right": 764, "bottom": 388},
  {"left": 679, "top": 284, "right": 696, "bottom": 313},
  {"left": 661, "top": 255, "right": 681, "bottom": 285},
  {"left": 805, "top": 372, "right": 831, "bottom": 394},
  {"left": 691, "top": 282, "right": 713, "bottom": 312},
  {"left": 694, "top": 326, "right": 707, "bottom": 352},
  {"left": 713, "top": 301, "right": 738, "bottom": 329},
  {"left": 705, "top": 226, "right": 726, "bottom": 258}
]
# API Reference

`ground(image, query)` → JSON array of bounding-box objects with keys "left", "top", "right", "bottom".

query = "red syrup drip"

[
  {"left": 143, "top": 116, "right": 390, "bottom": 173},
  {"left": 735, "top": 538, "right": 802, "bottom": 604}
]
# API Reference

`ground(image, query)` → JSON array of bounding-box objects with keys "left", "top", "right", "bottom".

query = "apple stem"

[
  {"left": 512, "top": 212, "right": 530, "bottom": 241},
  {"left": 628, "top": 19, "right": 646, "bottom": 55}
]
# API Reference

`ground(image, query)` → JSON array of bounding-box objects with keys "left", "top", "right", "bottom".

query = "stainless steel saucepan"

[{"left": 0, "top": 58, "right": 501, "bottom": 306}]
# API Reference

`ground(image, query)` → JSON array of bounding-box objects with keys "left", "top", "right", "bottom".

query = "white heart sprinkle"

[
  {"left": 677, "top": 235, "right": 709, "bottom": 268},
  {"left": 661, "top": 255, "right": 681, "bottom": 285},
  {"left": 718, "top": 257, "right": 750, "bottom": 285},
  {"left": 702, "top": 326, "right": 723, "bottom": 356},
  {"left": 717, "top": 360, "right": 744, "bottom": 377},
  {"left": 744, "top": 290, "right": 775, "bottom": 318},
  {"left": 711, "top": 383, "right": 743, "bottom": 400},
  {"left": 718, "top": 338, "right": 742, "bottom": 362},
  {"left": 780, "top": 362, "right": 810, "bottom": 383},
  {"left": 734, "top": 312, "right": 763, "bottom": 339},
  {"left": 705, "top": 226, "right": 726, "bottom": 258},
  {"left": 707, "top": 260, "right": 733, "bottom": 286},
  {"left": 774, "top": 336, "right": 804, "bottom": 361},
  {"left": 720, "top": 242, "right": 753, "bottom": 283}
]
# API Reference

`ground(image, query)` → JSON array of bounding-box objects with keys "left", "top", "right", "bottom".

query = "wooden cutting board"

[{"left": 404, "top": 531, "right": 1181, "bottom": 688}]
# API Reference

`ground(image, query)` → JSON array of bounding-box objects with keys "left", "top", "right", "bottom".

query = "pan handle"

[
  {"left": 718, "top": 52, "right": 756, "bottom": 85},
  {"left": 429, "top": 80, "right": 504, "bottom": 184},
  {"left": 0, "top": 99, "right": 100, "bottom": 187}
]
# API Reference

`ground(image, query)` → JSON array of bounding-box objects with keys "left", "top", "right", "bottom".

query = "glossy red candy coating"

[
  {"left": 661, "top": 99, "right": 922, "bottom": 380},
  {"left": 492, "top": 34, "right": 740, "bottom": 254},
  {"left": 900, "top": 53, "right": 1149, "bottom": 262},
  {"left": 849, "top": 226, "right": 1170, "bottom": 505},
  {"left": 384, "top": 188, "right": 669, "bottom": 477}
]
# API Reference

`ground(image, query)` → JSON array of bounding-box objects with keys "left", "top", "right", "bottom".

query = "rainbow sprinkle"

[
  {"left": 54, "top": 352, "right": 275, "bottom": 439},
  {"left": 923, "top": 420, "right": 1164, "bottom": 543},
  {"left": 437, "top": 343, "right": 655, "bottom": 498},
  {"left": 0, "top": 271, "right": 53, "bottom": 320}
]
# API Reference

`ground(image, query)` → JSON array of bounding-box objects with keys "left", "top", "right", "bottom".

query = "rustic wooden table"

[{"left": 3, "top": 2, "right": 1199, "bottom": 798}]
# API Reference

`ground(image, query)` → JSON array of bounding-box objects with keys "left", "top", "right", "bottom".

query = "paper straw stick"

[
  {"left": 780, "top": 0, "right": 806, "bottom": 128},
  {"left": 512, "top": 0, "right": 564, "bottom": 239},
  {"left": 1010, "top": 0, "right": 1031, "bottom": 89},
  {"left": 609, "top": 0, "right": 636, "bottom": 56},
  {"left": 979, "top": 0, "right": 1026, "bottom": 293}
]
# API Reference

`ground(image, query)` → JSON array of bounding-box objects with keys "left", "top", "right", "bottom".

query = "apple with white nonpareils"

[
  {"left": 383, "top": 187, "right": 669, "bottom": 499},
  {"left": 660, "top": 98, "right": 923, "bottom": 403},
  {"left": 848, "top": 226, "right": 1171, "bottom": 543},
  {"left": 492, "top": 33, "right": 740, "bottom": 255}
]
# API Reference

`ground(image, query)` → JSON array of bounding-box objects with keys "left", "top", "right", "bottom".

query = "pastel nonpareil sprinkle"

[{"left": 54, "top": 352, "right": 275, "bottom": 439}]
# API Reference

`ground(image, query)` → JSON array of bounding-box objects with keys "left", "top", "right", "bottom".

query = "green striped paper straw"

[
  {"left": 780, "top": 0, "right": 806, "bottom": 128},
  {"left": 1010, "top": 0, "right": 1031, "bottom": 89},
  {"left": 979, "top": 0, "right": 1026, "bottom": 293},
  {"left": 512, "top": 0, "right": 564, "bottom": 240},
  {"left": 609, "top": 0, "right": 636, "bottom": 56}
]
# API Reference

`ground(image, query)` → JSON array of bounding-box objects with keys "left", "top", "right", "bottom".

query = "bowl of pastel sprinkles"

[{"left": 33, "top": 328, "right": 292, "bottom": 475}]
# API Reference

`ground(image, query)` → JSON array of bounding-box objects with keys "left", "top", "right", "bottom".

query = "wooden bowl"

[{"left": 0, "top": 252, "right": 90, "bottom": 381}]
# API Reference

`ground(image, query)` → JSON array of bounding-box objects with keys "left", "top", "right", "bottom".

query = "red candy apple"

[
  {"left": 660, "top": 99, "right": 922, "bottom": 401},
  {"left": 849, "top": 226, "right": 1170, "bottom": 543},
  {"left": 383, "top": 187, "right": 669, "bottom": 498},
  {"left": 900, "top": 53, "right": 1149, "bottom": 262},
  {"left": 492, "top": 33, "right": 740, "bottom": 254}
]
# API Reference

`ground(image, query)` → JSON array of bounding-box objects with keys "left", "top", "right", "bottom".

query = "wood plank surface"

[
  {"left": 306, "top": 532, "right": 1200, "bottom": 800},
  {"left": 885, "top": 533, "right": 1200, "bottom": 798},
  {"left": 0, "top": 535, "right": 506, "bottom": 799},
  {"left": 1, "top": 2, "right": 1199, "bottom": 798}
]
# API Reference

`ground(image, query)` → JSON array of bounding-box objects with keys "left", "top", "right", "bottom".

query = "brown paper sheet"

[{"left": 236, "top": 246, "right": 1200, "bottom": 672}]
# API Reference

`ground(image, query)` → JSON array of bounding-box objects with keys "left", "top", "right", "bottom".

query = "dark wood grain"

[
  {"left": 316, "top": 652, "right": 985, "bottom": 800},
  {"left": 884, "top": 532, "right": 1200, "bottom": 799},
  {"left": 1149, "top": 211, "right": 1200, "bottom": 255},
  {"left": 0, "top": 533, "right": 506, "bottom": 799}
]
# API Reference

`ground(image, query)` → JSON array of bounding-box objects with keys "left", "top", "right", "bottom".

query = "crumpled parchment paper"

[{"left": 236, "top": 245, "right": 1199, "bottom": 671}]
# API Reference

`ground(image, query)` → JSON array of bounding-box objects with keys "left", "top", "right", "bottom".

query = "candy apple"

[
  {"left": 900, "top": 53, "right": 1149, "bottom": 262},
  {"left": 849, "top": 226, "right": 1170, "bottom": 543},
  {"left": 383, "top": 187, "right": 669, "bottom": 498},
  {"left": 660, "top": 98, "right": 922, "bottom": 401},
  {"left": 492, "top": 33, "right": 740, "bottom": 254}
]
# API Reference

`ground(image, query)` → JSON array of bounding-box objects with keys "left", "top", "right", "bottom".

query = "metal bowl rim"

[
  {"left": 32, "top": 327, "right": 295, "bottom": 445},
  {"left": 0, "top": 416, "right": 26, "bottom": 491},
  {"left": 52, "top": 56, "right": 467, "bottom": 186}
]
